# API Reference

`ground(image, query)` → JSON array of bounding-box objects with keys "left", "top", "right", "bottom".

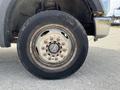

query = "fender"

[
  {"left": 0, "top": 0, "right": 16, "bottom": 47},
  {"left": 89, "top": 0, "right": 109, "bottom": 16},
  {"left": 0, "top": 0, "right": 106, "bottom": 47},
  {"left": 0, "top": 0, "right": 11, "bottom": 47},
  {"left": 86, "top": 0, "right": 104, "bottom": 15}
]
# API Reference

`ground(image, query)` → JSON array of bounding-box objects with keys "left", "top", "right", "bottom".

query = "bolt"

[
  {"left": 54, "top": 41, "right": 56, "bottom": 43},
  {"left": 61, "top": 55, "right": 64, "bottom": 58},
  {"left": 48, "top": 58, "right": 51, "bottom": 60},
  {"left": 49, "top": 42, "right": 52, "bottom": 44},
  {"left": 57, "top": 38, "right": 60, "bottom": 41},
  {"left": 58, "top": 43, "right": 60, "bottom": 45},
  {"left": 60, "top": 51, "right": 62, "bottom": 53},
  {"left": 52, "top": 55, "right": 55, "bottom": 57},
  {"left": 41, "top": 47, "right": 45, "bottom": 50},
  {"left": 46, "top": 50, "right": 48, "bottom": 52},
  {"left": 48, "top": 53, "right": 51, "bottom": 56},
  {"left": 46, "top": 45, "right": 49, "bottom": 47},
  {"left": 62, "top": 42, "right": 65, "bottom": 46},
  {"left": 44, "top": 41, "right": 48, "bottom": 44},
  {"left": 55, "top": 58, "right": 58, "bottom": 60},
  {"left": 43, "top": 53, "right": 47, "bottom": 56},
  {"left": 50, "top": 37, "right": 53, "bottom": 41},
  {"left": 63, "top": 49, "right": 67, "bottom": 52},
  {"left": 52, "top": 58, "right": 54, "bottom": 60}
]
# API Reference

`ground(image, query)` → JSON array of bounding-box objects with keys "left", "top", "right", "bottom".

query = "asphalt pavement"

[{"left": 0, "top": 27, "right": 120, "bottom": 90}]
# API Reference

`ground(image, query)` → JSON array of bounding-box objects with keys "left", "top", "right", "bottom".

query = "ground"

[{"left": 0, "top": 27, "right": 120, "bottom": 90}]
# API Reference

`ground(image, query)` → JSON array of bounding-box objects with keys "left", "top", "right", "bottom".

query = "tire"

[{"left": 17, "top": 10, "right": 88, "bottom": 79}]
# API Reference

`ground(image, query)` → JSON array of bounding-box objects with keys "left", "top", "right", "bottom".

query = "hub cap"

[{"left": 49, "top": 43, "right": 60, "bottom": 54}]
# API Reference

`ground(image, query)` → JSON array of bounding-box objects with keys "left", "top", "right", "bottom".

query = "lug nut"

[
  {"left": 63, "top": 49, "right": 67, "bottom": 52},
  {"left": 43, "top": 53, "right": 47, "bottom": 56},
  {"left": 49, "top": 42, "right": 52, "bottom": 44},
  {"left": 61, "top": 55, "right": 64, "bottom": 58},
  {"left": 48, "top": 58, "right": 51, "bottom": 60},
  {"left": 46, "top": 45, "right": 49, "bottom": 47},
  {"left": 57, "top": 38, "right": 60, "bottom": 41},
  {"left": 55, "top": 58, "right": 58, "bottom": 60},
  {"left": 41, "top": 47, "right": 45, "bottom": 50},
  {"left": 52, "top": 55, "right": 55, "bottom": 57},
  {"left": 54, "top": 41, "right": 56, "bottom": 43},
  {"left": 44, "top": 41, "right": 48, "bottom": 44},
  {"left": 48, "top": 53, "right": 51, "bottom": 56},
  {"left": 60, "top": 51, "right": 62, "bottom": 53},
  {"left": 52, "top": 58, "right": 54, "bottom": 60},
  {"left": 50, "top": 37, "right": 53, "bottom": 41},
  {"left": 58, "top": 43, "right": 60, "bottom": 45},
  {"left": 62, "top": 42, "right": 65, "bottom": 45}
]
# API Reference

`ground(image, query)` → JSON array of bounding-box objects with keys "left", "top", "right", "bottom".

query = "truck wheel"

[{"left": 17, "top": 10, "right": 88, "bottom": 79}]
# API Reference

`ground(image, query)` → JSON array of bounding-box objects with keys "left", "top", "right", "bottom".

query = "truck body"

[
  {"left": 0, "top": 0, "right": 110, "bottom": 47},
  {"left": 0, "top": 0, "right": 112, "bottom": 79}
]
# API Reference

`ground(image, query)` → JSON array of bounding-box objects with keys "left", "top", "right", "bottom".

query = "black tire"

[{"left": 17, "top": 10, "right": 88, "bottom": 79}]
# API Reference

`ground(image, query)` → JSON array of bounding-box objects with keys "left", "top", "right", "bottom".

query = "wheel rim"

[{"left": 29, "top": 24, "right": 77, "bottom": 71}]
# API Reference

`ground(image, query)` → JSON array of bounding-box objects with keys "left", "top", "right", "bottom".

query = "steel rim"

[{"left": 29, "top": 24, "right": 77, "bottom": 71}]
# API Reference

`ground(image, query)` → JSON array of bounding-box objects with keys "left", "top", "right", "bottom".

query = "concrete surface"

[{"left": 0, "top": 27, "right": 120, "bottom": 90}]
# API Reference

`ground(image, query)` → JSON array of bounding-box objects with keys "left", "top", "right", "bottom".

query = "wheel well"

[{"left": 7, "top": 0, "right": 95, "bottom": 41}]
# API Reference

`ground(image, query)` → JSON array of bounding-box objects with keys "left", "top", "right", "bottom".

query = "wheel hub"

[{"left": 48, "top": 43, "right": 60, "bottom": 54}]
